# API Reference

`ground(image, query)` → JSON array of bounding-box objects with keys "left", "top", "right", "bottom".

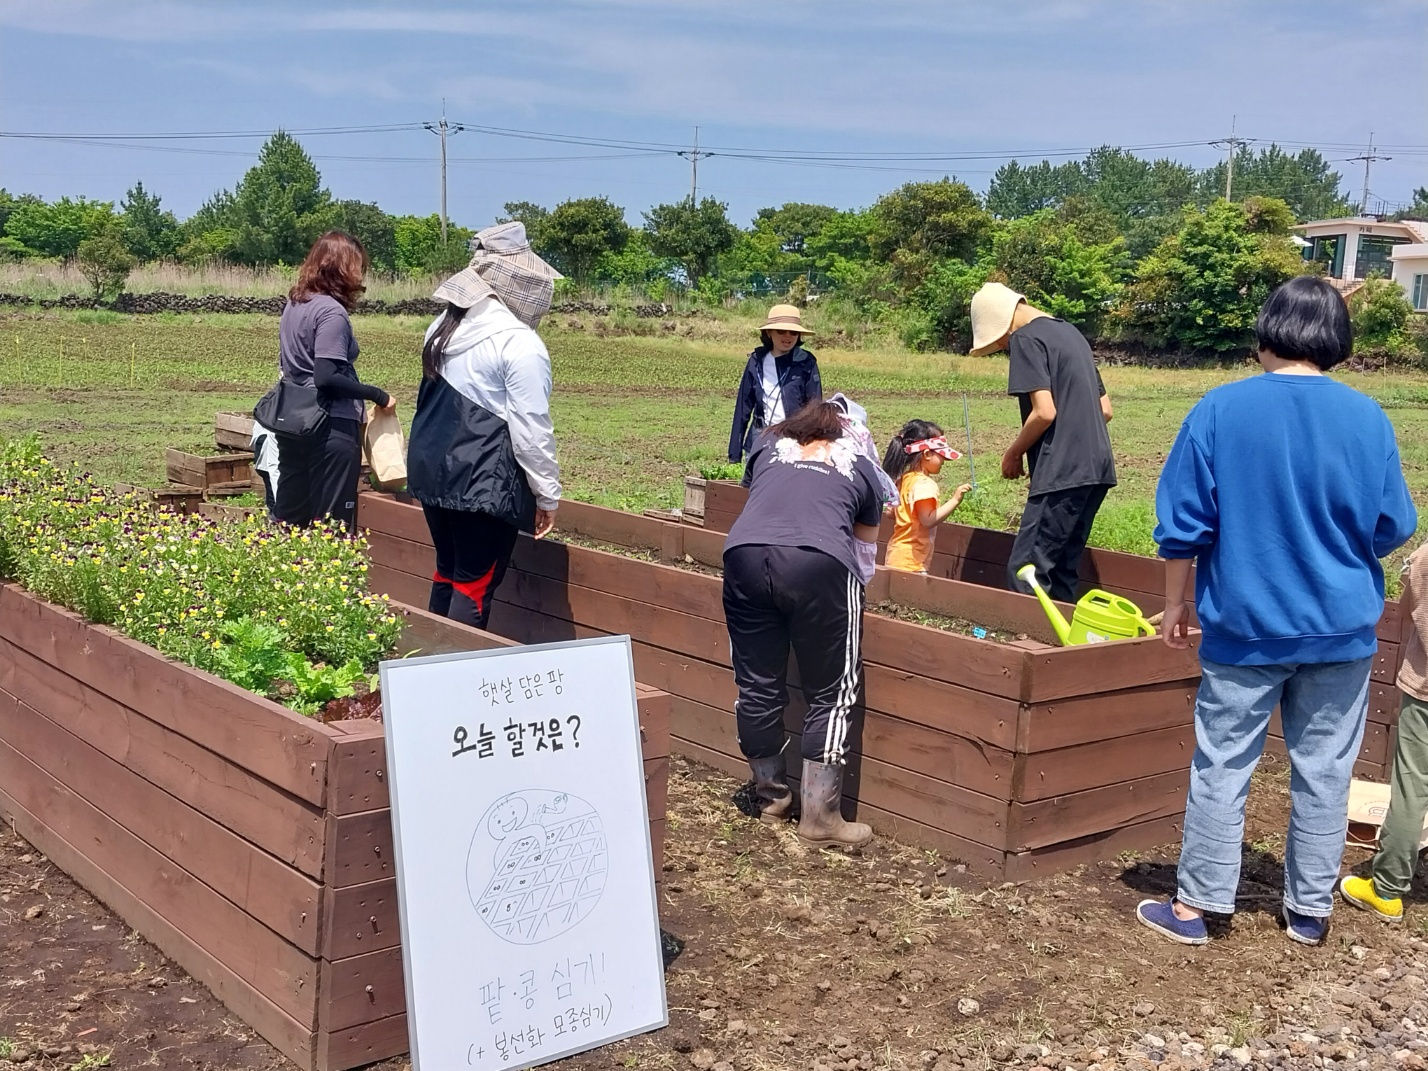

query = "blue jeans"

[{"left": 1177, "top": 656, "right": 1371, "bottom": 918}]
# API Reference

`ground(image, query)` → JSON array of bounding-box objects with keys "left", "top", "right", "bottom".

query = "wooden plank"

[
  {"left": 315, "top": 1012, "right": 408, "bottom": 1071},
  {"left": 668, "top": 694, "right": 1009, "bottom": 848},
  {"left": 166, "top": 448, "right": 254, "bottom": 489},
  {"left": 366, "top": 563, "right": 431, "bottom": 610},
  {"left": 513, "top": 536, "right": 727, "bottom": 623},
  {"left": 0, "top": 584, "right": 332, "bottom": 806},
  {"left": 0, "top": 634, "right": 326, "bottom": 875},
  {"left": 0, "top": 737, "right": 319, "bottom": 1024},
  {"left": 644, "top": 754, "right": 670, "bottom": 820},
  {"left": 327, "top": 725, "right": 390, "bottom": 817},
  {"left": 862, "top": 611, "right": 1026, "bottom": 699},
  {"left": 1003, "top": 813, "right": 1186, "bottom": 882},
  {"left": 356, "top": 491, "right": 434, "bottom": 546},
  {"left": 0, "top": 689, "right": 322, "bottom": 954},
  {"left": 554, "top": 498, "right": 673, "bottom": 553},
  {"left": 394, "top": 603, "right": 519, "bottom": 658},
  {"left": 0, "top": 782, "right": 317, "bottom": 1068},
  {"left": 1006, "top": 769, "right": 1189, "bottom": 852},
  {"left": 886, "top": 570, "right": 1066, "bottom": 645},
  {"left": 672, "top": 736, "right": 1008, "bottom": 876},
  {"left": 216, "top": 411, "right": 255, "bottom": 452},
  {"left": 1013, "top": 724, "right": 1196, "bottom": 802},
  {"left": 1371, "top": 681, "right": 1402, "bottom": 726},
  {"left": 319, "top": 946, "right": 405, "bottom": 1031},
  {"left": 321, "top": 878, "right": 399, "bottom": 961},
  {"left": 326, "top": 807, "right": 395, "bottom": 890},
  {"left": 363, "top": 530, "right": 435, "bottom": 582},
  {"left": 1374, "top": 641, "right": 1400, "bottom": 686},
  {"left": 1016, "top": 679, "right": 1198, "bottom": 753},
  {"left": 1021, "top": 634, "right": 1201, "bottom": 703}
]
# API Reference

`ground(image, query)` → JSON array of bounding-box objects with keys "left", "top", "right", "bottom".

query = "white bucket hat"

[
  {"left": 969, "top": 282, "right": 1025, "bottom": 356},
  {"left": 433, "top": 221, "right": 562, "bottom": 328}
]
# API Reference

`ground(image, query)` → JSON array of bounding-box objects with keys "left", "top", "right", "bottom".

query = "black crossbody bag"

[{"left": 254, "top": 378, "right": 330, "bottom": 439}]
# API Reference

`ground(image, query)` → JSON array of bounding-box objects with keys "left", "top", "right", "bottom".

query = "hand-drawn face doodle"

[{"left": 467, "top": 790, "right": 608, "bottom": 944}]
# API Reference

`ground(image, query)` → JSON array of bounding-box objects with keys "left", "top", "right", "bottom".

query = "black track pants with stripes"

[{"left": 723, "top": 543, "right": 864, "bottom": 765}]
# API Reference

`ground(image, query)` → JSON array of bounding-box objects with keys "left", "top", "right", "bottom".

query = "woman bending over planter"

[
  {"left": 728, "top": 304, "right": 822, "bottom": 463},
  {"left": 273, "top": 231, "right": 396, "bottom": 529},
  {"left": 724, "top": 400, "right": 883, "bottom": 848},
  {"left": 406, "top": 222, "right": 563, "bottom": 630},
  {"left": 1137, "top": 275, "right": 1417, "bottom": 947}
]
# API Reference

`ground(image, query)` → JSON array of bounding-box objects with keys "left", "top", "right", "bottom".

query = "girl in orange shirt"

[{"left": 882, "top": 420, "right": 972, "bottom": 574}]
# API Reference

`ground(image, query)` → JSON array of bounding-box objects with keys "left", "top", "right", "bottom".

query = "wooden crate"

[
  {"left": 358, "top": 491, "right": 1203, "bottom": 879},
  {"left": 0, "top": 583, "right": 669, "bottom": 1071},
  {"left": 166, "top": 447, "right": 254, "bottom": 491},
  {"left": 216, "top": 411, "right": 256, "bottom": 451},
  {"left": 682, "top": 476, "right": 706, "bottom": 525}
]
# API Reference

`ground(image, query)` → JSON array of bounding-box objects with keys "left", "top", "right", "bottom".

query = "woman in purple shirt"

[{"left": 274, "top": 232, "right": 395, "bottom": 528}]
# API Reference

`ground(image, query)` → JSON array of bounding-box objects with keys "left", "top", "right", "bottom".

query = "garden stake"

[
  {"left": 962, "top": 392, "right": 977, "bottom": 489},
  {"left": 130, "top": 342, "right": 136, "bottom": 388}
]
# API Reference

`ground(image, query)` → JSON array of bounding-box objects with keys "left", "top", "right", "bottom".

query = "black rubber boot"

[
  {"left": 797, "top": 760, "right": 872, "bottom": 847},
  {"left": 748, "top": 753, "right": 795, "bottom": 824}
]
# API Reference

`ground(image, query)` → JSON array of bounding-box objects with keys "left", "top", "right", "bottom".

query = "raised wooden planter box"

[
  {"left": 216, "top": 411, "right": 256, "bottom": 452},
  {"left": 0, "top": 583, "right": 669, "bottom": 1071},
  {"left": 699, "top": 481, "right": 1407, "bottom": 783},
  {"left": 358, "top": 491, "right": 1209, "bottom": 880},
  {"left": 166, "top": 447, "right": 254, "bottom": 492}
]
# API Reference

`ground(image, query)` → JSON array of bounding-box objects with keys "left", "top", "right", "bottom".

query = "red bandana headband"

[{"left": 903, "top": 435, "right": 961, "bottom": 461}]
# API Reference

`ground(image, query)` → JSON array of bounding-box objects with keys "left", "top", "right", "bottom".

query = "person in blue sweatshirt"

[{"left": 1137, "top": 275, "right": 1417, "bottom": 948}]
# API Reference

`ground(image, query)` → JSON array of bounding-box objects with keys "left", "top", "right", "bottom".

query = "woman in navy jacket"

[{"left": 728, "top": 304, "right": 822, "bottom": 462}]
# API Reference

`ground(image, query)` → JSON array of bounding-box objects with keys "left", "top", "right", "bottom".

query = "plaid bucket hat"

[{"left": 432, "top": 221, "right": 562, "bottom": 328}]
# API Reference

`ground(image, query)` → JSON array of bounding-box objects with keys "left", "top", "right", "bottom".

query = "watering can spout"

[{"left": 1016, "top": 563, "right": 1073, "bottom": 645}]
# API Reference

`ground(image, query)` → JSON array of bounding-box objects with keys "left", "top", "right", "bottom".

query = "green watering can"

[{"left": 1016, "top": 563, "right": 1157, "bottom": 646}]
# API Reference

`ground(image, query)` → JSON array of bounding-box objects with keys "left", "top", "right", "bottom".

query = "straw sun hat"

[
  {"left": 759, "top": 304, "right": 814, "bottom": 335},
  {"left": 433, "top": 221, "right": 562, "bottom": 328},
  {"left": 969, "top": 282, "right": 1026, "bottom": 356}
]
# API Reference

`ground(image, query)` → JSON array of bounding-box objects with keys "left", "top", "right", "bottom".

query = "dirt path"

[{"left": 3, "top": 756, "right": 1428, "bottom": 1071}]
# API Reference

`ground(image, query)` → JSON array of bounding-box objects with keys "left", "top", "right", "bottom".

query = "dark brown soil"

[{"left": 5, "top": 754, "right": 1428, "bottom": 1071}]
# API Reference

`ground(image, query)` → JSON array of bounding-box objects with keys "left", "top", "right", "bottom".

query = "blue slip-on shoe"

[
  {"left": 1136, "top": 899, "right": 1209, "bottom": 945},
  {"left": 1283, "top": 906, "right": 1328, "bottom": 946}
]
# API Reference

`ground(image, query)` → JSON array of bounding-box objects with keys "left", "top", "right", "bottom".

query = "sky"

[{"left": 0, "top": 0, "right": 1425, "bottom": 229}]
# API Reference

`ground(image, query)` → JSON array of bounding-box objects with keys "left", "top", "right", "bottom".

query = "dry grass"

[{"left": 0, "top": 260, "right": 440, "bottom": 301}]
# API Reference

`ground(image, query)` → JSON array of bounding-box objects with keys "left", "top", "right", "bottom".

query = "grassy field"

[{"left": 3, "top": 305, "right": 1427, "bottom": 568}]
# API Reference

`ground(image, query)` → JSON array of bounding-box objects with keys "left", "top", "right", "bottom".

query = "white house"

[
  {"left": 1390, "top": 242, "right": 1428, "bottom": 311},
  {"left": 1293, "top": 217, "right": 1428, "bottom": 308}
]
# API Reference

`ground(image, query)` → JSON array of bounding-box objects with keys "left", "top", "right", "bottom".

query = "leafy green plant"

[
  {"left": 0, "top": 436, "right": 401, "bottom": 716},
  {"left": 76, "top": 230, "right": 136, "bottom": 303},
  {"left": 283, "top": 655, "right": 367, "bottom": 716},
  {"left": 697, "top": 461, "right": 744, "bottom": 481},
  {"left": 1349, "top": 275, "right": 1419, "bottom": 362},
  {"left": 207, "top": 617, "right": 291, "bottom": 693}
]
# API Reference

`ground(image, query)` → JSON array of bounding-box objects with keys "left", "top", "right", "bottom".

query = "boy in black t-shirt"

[{"left": 969, "top": 282, "right": 1116, "bottom": 602}]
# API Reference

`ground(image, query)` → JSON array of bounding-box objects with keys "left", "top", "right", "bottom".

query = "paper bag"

[
  {"left": 1345, "top": 778, "right": 1428, "bottom": 851},
  {"left": 363, "top": 405, "right": 407, "bottom": 492}
]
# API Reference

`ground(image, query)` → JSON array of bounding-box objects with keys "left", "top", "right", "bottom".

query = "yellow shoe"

[{"left": 1339, "top": 875, "right": 1404, "bottom": 923}]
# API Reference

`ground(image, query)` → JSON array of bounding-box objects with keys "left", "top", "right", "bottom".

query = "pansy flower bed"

[{"left": 0, "top": 436, "right": 401, "bottom": 716}]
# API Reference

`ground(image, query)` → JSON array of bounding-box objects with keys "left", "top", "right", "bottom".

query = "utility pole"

[
  {"left": 1348, "top": 133, "right": 1392, "bottom": 216},
  {"left": 423, "top": 101, "right": 465, "bottom": 243},
  {"left": 1210, "top": 116, "right": 1250, "bottom": 201},
  {"left": 677, "top": 126, "right": 713, "bottom": 204}
]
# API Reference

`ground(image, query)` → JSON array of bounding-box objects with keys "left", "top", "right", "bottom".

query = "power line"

[
  {"left": 423, "top": 103, "right": 464, "bottom": 243},
  {"left": 676, "top": 126, "right": 712, "bottom": 203},
  {"left": 1209, "top": 117, "right": 1252, "bottom": 201}
]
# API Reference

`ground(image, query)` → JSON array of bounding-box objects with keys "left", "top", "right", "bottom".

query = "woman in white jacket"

[{"left": 405, "top": 222, "right": 562, "bottom": 629}]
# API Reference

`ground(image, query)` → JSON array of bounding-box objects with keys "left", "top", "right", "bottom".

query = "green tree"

[
  {"left": 986, "top": 160, "right": 1088, "bottom": 218},
  {"left": 500, "top": 201, "right": 550, "bottom": 247},
  {"left": 1115, "top": 196, "right": 1306, "bottom": 355},
  {"left": 643, "top": 197, "right": 738, "bottom": 289},
  {"left": 1199, "top": 144, "right": 1353, "bottom": 221},
  {"left": 539, "top": 197, "right": 629, "bottom": 283},
  {"left": 0, "top": 190, "right": 43, "bottom": 239},
  {"left": 805, "top": 209, "right": 874, "bottom": 273},
  {"left": 175, "top": 190, "right": 239, "bottom": 263},
  {"left": 1080, "top": 148, "right": 1199, "bottom": 259},
  {"left": 391, "top": 214, "right": 473, "bottom": 275},
  {"left": 1392, "top": 187, "right": 1428, "bottom": 223},
  {"left": 227, "top": 131, "right": 336, "bottom": 265},
  {"left": 1348, "top": 276, "right": 1415, "bottom": 358},
  {"left": 868, "top": 179, "right": 991, "bottom": 288},
  {"left": 591, "top": 230, "right": 675, "bottom": 291},
  {"left": 119, "top": 182, "right": 179, "bottom": 261},
  {"left": 989, "top": 206, "right": 1128, "bottom": 333},
  {"left": 3, "top": 196, "right": 117, "bottom": 258},
  {"left": 334, "top": 200, "right": 397, "bottom": 274},
  {"left": 76, "top": 229, "right": 136, "bottom": 302},
  {"left": 752, "top": 202, "right": 838, "bottom": 259}
]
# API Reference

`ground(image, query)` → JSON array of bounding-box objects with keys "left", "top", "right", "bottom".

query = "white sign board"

[{"left": 381, "top": 636, "right": 667, "bottom": 1071}]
